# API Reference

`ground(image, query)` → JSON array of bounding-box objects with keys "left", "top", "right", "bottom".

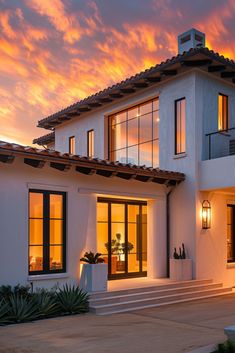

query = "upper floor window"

[
  {"left": 87, "top": 129, "right": 94, "bottom": 158},
  {"left": 109, "top": 98, "right": 159, "bottom": 167},
  {"left": 175, "top": 98, "right": 186, "bottom": 155},
  {"left": 218, "top": 93, "right": 228, "bottom": 131},
  {"left": 29, "top": 190, "right": 66, "bottom": 275},
  {"left": 69, "top": 136, "right": 75, "bottom": 154}
]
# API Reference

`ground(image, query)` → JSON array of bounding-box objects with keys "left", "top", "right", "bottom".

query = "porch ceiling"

[{"left": 0, "top": 140, "right": 185, "bottom": 186}]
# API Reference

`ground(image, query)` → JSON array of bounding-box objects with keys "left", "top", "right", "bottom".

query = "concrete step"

[
  {"left": 89, "top": 279, "right": 213, "bottom": 300},
  {"left": 90, "top": 285, "right": 233, "bottom": 315},
  {"left": 89, "top": 282, "right": 222, "bottom": 306}
]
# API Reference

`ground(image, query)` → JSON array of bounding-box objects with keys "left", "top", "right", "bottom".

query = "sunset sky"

[{"left": 0, "top": 0, "right": 235, "bottom": 145}]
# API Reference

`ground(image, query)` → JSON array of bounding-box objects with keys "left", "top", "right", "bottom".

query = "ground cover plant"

[
  {"left": 214, "top": 340, "right": 235, "bottom": 353},
  {"left": 0, "top": 283, "right": 89, "bottom": 325}
]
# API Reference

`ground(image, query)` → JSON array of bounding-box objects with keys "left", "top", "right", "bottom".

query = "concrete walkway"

[{"left": 1, "top": 294, "right": 235, "bottom": 353}]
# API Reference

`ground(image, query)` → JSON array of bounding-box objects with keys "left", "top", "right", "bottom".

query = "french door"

[{"left": 97, "top": 198, "right": 147, "bottom": 279}]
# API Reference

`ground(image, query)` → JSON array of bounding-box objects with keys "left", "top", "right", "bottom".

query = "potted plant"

[
  {"left": 170, "top": 243, "right": 192, "bottom": 281},
  {"left": 79, "top": 252, "right": 108, "bottom": 292},
  {"left": 105, "top": 233, "right": 134, "bottom": 272}
]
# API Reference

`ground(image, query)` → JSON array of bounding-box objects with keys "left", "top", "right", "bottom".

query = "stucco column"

[
  {"left": 148, "top": 196, "right": 167, "bottom": 278},
  {"left": 84, "top": 193, "right": 97, "bottom": 252}
]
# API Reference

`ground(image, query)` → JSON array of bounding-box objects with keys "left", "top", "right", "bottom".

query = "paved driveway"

[{"left": 1, "top": 294, "right": 235, "bottom": 353}]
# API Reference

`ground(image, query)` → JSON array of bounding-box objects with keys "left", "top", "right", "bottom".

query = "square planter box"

[
  {"left": 80, "top": 263, "right": 108, "bottom": 292},
  {"left": 170, "top": 259, "right": 193, "bottom": 281}
]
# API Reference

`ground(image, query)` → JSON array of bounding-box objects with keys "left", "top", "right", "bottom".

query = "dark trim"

[
  {"left": 69, "top": 136, "right": 75, "bottom": 154},
  {"left": 87, "top": 129, "right": 94, "bottom": 158},
  {"left": 175, "top": 97, "right": 186, "bottom": 155},
  {"left": 108, "top": 97, "right": 159, "bottom": 166},
  {"left": 227, "top": 204, "right": 235, "bottom": 263},
  {"left": 28, "top": 189, "right": 66, "bottom": 275},
  {"left": 218, "top": 93, "right": 229, "bottom": 131},
  {"left": 98, "top": 197, "right": 147, "bottom": 280}
]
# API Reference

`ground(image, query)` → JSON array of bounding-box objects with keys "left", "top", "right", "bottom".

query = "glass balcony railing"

[{"left": 206, "top": 127, "right": 235, "bottom": 160}]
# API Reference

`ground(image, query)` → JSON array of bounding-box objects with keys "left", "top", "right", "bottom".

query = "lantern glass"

[{"left": 202, "top": 200, "right": 211, "bottom": 229}]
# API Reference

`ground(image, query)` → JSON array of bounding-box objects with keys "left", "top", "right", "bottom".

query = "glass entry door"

[{"left": 97, "top": 198, "right": 147, "bottom": 279}]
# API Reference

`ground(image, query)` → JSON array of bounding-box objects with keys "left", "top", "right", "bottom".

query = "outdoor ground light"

[{"left": 202, "top": 200, "right": 211, "bottom": 229}]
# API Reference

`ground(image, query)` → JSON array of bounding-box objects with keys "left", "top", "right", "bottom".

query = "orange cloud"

[{"left": 0, "top": 0, "right": 235, "bottom": 147}]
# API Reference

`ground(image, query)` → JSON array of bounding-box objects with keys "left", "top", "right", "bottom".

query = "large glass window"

[
  {"left": 109, "top": 98, "right": 159, "bottom": 167},
  {"left": 218, "top": 93, "right": 228, "bottom": 131},
  {"left": 175, "top": 98, "right": 186, "bottom": 155},
  {"left": 29, "top": 190, "right": 66, "bottom": 274},
  {"left": 87, "top": 130, "right": 94, "bottom": 158}
]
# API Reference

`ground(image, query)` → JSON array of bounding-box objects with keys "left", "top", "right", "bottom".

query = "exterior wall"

[
  {"left": 195, "top": 72, "right": 235, "bottom": 286},
  {"left": 0, "top": 157, "right": 167, "bottom": 288},
  {"left": 196, "top": 191, "right": 235, "bottom": 287}
]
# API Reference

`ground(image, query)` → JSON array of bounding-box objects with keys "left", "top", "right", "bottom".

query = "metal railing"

[{"left": 206, "top": 127, "right": 235, "bottom": 160}]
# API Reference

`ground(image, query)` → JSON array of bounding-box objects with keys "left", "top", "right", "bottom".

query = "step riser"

[
  {"left": 89, "top": 284, "right": 222, "bottom": 306},
  {"left": 89, "top": 279, "right": 212, "bottom": 300},
  {"left": 91, "top": 288, "right": 232, "bottom": 315},
  {"left": 93, "top": 291, "right": 233, "bottom": 316}
]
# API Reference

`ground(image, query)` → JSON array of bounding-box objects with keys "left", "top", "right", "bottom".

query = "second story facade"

[{"left": 34, "top": 29, "right": 235, "bottom": 185}]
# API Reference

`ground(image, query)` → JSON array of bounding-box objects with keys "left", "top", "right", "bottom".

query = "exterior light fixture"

[{"left": 202, "top": 200, "right": 211, "bottom": 229}]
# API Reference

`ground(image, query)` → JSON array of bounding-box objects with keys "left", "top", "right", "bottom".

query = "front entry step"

[{"left": 89, "top": 279, "right": 233, "bottom": 315}]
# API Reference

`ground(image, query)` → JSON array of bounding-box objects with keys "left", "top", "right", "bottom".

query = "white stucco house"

[{"left": 1, "top": 28, "right": 235, "bottom": 310}]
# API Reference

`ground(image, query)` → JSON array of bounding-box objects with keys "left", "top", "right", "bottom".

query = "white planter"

[
  {"left": 170, "top": 259, "right": 193, "bottom": 281},
  {"left": 224, "top": 325, "right": 235, "bottom": 343},
  {"left": 79, "top": 263, "right": 108, "bottom": 292}
]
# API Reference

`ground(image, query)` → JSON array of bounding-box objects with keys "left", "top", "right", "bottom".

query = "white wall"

[{"left": 0, "top": 157, "right": 167, "bottom": 288}]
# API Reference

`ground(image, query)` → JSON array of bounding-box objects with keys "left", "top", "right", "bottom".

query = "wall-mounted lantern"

[{"left": 202, "top": 200, "right": 211, "bottom": 229}]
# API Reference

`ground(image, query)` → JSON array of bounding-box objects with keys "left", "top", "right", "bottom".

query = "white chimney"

[{"left": 178, "top": 28, "right": 205, "bottom": 54}]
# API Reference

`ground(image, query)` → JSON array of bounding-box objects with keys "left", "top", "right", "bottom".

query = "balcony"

[{"left": 206, "top": 127, "right": 235, "bottom": 160}]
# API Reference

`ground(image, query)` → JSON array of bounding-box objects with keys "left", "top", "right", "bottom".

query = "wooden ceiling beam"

[
  {"left": 116, "top": 172, "right": 136, "bottom": 180},
  {"left": 0, "top": 154, "right": 15, "bottom": 163},
  {"left": 24, "top": 158, "right": 45, "bottom": 168},
  {"left": 50, "top": 162, "right": 71, "bottom": 172},
  {"left": 76, "top": 166, "right": 96, "bottom": 175},
  {"left": 96, "top": 170, "right": 117, "bottom": 178},
  {"left": 221, "top": 71, "right": 235, "bottom": 78},
  {"left": 208, "top": 65, "right": 226, "bottom": 72},
  {"left": 133, "top": 82, "right": 149, "bottom": 88},
  {"left": 98, "top": 97, "right": 113, "bottom": 103},
  {"left": 78, "top": 106, "right": 91, "bottom": 112},
  {"left": 182, "top": 59, "right": 213, "bottom": 67},
  {"left": 120, "top": 87, "right": 136, "bottom": 94},
  {"left": 145, "top": 76, "right": 161, "bottom": 83},
  {"left": 161, "top": 69, "right": 177, "bottom": 76},
  {"left": 109, "top": 92, "right": 123, "bottom": 98},
  {"left": 88, "top": 101, "right": 102, "bottom": 108}
]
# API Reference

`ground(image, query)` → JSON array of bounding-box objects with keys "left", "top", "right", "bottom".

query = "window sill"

[
  {"left": 227, "top": 263, "right": 235, "bottom": 269},
  {"left": 28, "top": 273, "right": 69, "bottom": 281},
  {"left": 173, "top": 153, "right": 187, "bottom": 160}
]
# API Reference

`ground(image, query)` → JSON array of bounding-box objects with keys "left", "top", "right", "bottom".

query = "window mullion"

[{"left": 44, "top": 191, "right": 50, "bottom": 273}]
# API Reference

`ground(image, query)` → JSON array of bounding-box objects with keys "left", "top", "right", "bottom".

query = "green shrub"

[
  {"left": 56, "top": 284, "right": 89, "bottom": 314},
  {"left": 80, "top": 251, "right": 104, "bottom": 264},
  {"left": 33, "top": 291, "right": 59, "bottom": 318},
  {"left": 217, "top": 341, "right": 235, "bottom": 353},
  {"left": 0, "top": 284, "right": 31, "bottom": 301},
  {"left": 8, "top": 294, "right": 39, "bottom": 323},
  {"left": 0, "top": 299, "right": 11, "bottom": 325}
]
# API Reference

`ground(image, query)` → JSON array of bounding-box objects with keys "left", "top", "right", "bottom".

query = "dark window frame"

[
  {"left": 87, "top": 129, "right": 94, "bottom": 158},
  {"left": 69, "top": 136, "right": 75, "bottom": 154},
  {"left": 175, "top": 97, "right": 186, "bottom": 155},
  {"left": 28, "top": 189, "right": 66, "bottom": 275},
  {"left": 218, "top": 93, "right": 229, "bottom": 131},
  {"left": 108, "top": 98, "right": 159, "bottom": 167},
  {"left": 227, "top": 204, "right": 235, "bottom": 263}
]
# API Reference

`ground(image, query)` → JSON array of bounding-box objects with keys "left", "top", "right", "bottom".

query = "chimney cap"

[{"left": 178, "top": 28, "right": 205, "bottom": 54}]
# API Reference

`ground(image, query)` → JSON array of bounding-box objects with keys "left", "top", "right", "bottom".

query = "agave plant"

[
  {"left": 0, "top": 298, "right": 11, "bottom": 325},
  {"left": 33, "top": 291, "right": 59, "bottom": 318},
  {"left": 80, "top": 251, "right": 104, "bottom": 264},
  {"left": 56, "top": 284, "right": 89, "bottom": 314},
  {"left": 8, "top": 294, "right": 39, "bottom": 323}
]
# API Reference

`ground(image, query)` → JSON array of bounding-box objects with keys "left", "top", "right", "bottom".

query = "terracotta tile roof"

[
  {"left": 33, "top": 131, "right": 55, "bottom": 146},
  {"left": 0, "top": 140, "right": 185, "bottom": 184},
  {"left": 37, "top": 46, "right": 235, "bottom": 130}
]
